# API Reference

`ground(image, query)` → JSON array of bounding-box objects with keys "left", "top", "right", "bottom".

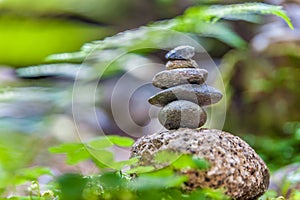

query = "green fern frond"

[
  {"left": 186, "top": 2, "right": 293, "bottom": 29},
  {"left": 46, "top": 3, "right": 293, "bottom": 63},
  {"left": 16, "top": 63, "right": 83, "bottom": 78}
]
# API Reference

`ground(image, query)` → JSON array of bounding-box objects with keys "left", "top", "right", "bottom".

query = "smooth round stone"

[
  {"left": 130, "top": 128, "right": 270, "bottom": 199},
  {"left": 148, "top": 84, "right": 223, "bottom": 107},
  {"left": 153, "top": 68, "right": 208, "bottom": 89},
  {"left": 166, "top": 59, "right": 198, "bottom": 70},
  {"left": 158, "top": 100, "right": 207, "bottom": 130},
  {"left": 165, "top": 45, "right": 195, "bottom": 60}
]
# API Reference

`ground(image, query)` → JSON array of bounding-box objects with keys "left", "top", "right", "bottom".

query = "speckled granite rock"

[
  {"left": 158, "top": 100, "right": 207, "bottom": 129},
  {"left": 152, "top": 68, "right": 208, "bottom": 89},
  {"left": 130, "top": 128, "right": 270, "bottom": 200},
  {"left": 165, "top": 45, "right": 195, "bottom": 60},
  {"left": 148, "top": 84, "right": 223, "bottom": 107},
  {"left": 166, "top": 59, "right": 198, "bottom": 70}
]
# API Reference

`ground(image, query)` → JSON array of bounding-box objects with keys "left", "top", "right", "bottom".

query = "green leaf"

[
  {"left": 172, "top": 155, "right": 199, "bottom": 170},
  {"left": 126, "top": 166, "right": 155, "bottom": 174},
  {"left": 131, "top": 174, "right": 188, "bottom": 190},
  {"left": 88, "top": 135, "right": 135, "bottom": 149},
  {"left": 186, "top": 188, "right": 230, "bottom": 200},
  {"left": 188, "top": 3, "right": 293, "bottom": 29},
  {"left": 16, "top": 63, "right": 85, "bottom": 79},
  {"left": 49, "top": 143, "right": 91, "bottom": 165},
  {"left": 58, "top": 174, "right": 87, "bottom": 200},
  {"left": 98, "top": 172, "right": 125, "bottom": 188},
  {"left": 46, "top": 3, "right": 293, "bottom": 63},
  {"left": 89, "top": 149, "right": 115, "bottom": 168},
  {"left": 131, "top": 176, "right": 185, "bottom": 190},
  {"left": 48, "top": 136, "right": 134, "bottom": 167},
  {"left": 145, "top": 168, "right": 175, "bottom": 177},
  {"left": 48, "top": 143, "right": 84, "bottom": 154},
  {"left": 106, "top": 135, "right": 135, "bottom": 147},
  {"left": 65, "top": 148, "right": 91, "bottom": 165},
  {"left": 88, "top": 138, "right": 114, "bottom": 149},
  {"left": 14, "top": 167, "right": 53, "bottom": 185},
  {"left": 112, "top": 157, "right": 140, "bottom": 170},
  {"left": 45, "top": 52, "right": 88, "bottom": 63},
  {"left": 154, "top": 150, "right": 180, "bottom": 164},
  {"left": 6, "top": 196, "right": 46, "bottom": 200},
  {"left": 192, "top": 157, "right": 210, "bottom": 170},
  {"left": 154, "top": 151, "right": 210, "bottom": 170}
]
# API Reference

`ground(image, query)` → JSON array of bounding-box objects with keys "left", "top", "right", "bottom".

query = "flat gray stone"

[
  {"left": 153, "top": 68, "right": 208, "bottom": 89},
  {"left": 158, "top": 100, "right": 207, "bottom": 130},
  {"left": 165, "top": 59, "right": 198, "bottom": 70},
  {"left": 165, "top": 46, "right": 195, "bottom": 60},
  {"left": 148, "top": 84, "right": 223, "bottom": 107}
]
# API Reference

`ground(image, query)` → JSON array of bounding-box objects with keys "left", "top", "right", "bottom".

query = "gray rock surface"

[
  {"left": 148, "top": 84, "right": 223, "bottom": 107},
  {"left": 165, "top": 45, "right": 195, "bottom": 60},
  {"left": 158, "top": 100, "right": 207, "bottom": 130},
  {"left": 153, "top": 68, "right": 208, "bottom": 89},
  {"left": 130, "top": 128, "right": 270, "bottom": 200},
  {"left": 165, "top": 59, "right": 198, "bottom": 70}
]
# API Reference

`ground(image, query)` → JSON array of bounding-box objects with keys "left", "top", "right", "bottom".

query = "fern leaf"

[
  {"left": 16, "top": 63, "right": 84, "bottom": 78},
  {"left": 186, "top": 3, "right": 293, "bottom": 29},
  {"left": 45, "top": 3, "right": 293, "bottom": 63}
]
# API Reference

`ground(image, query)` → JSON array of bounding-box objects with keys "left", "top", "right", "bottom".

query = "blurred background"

[{"left": 0, "top": 0, "right": 299, "bottom": 197}]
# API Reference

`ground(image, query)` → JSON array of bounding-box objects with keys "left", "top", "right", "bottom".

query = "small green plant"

[
  {"left": 5, "top": 135, "right": 229, "bottom": 200},
  {"left": 6, "top": 131, "right": 300, "bottom": 199}
]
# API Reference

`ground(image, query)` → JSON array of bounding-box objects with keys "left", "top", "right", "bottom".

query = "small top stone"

[
  {"left": 165, "top": 45, "right": 195, "bottom": 60},
  {"left": 165, "top": 59, "right": 198, "bottom": 70}
]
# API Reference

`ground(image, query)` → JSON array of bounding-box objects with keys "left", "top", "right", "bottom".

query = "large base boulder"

[{"left": 130, "top": 128, "right": 270, "bottom": 200}]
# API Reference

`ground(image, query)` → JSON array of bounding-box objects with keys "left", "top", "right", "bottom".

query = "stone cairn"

[
  {"left": 148, "top": 45, "right": 222, "bottom": 130},
  {"left": 130, "top": 46, "right": 270, "bottom": 200}
]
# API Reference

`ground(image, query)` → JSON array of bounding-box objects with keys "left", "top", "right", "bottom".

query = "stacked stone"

[
  {"left": 148, "top": 46, "right": 223, "bottom": 130},
  {"left": 130, "top": 46, "right": 270, "bottom": 199}
]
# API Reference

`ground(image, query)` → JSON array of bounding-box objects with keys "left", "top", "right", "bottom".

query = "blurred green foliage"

[
  {"left": 49, "top": 135, "right": 137, "bottom": 169},
  {"left": 0, "top": 16, "right": 111, "bottom": 66},
  {"left": 0, "top": 133, "right": 52, "bottom": 194},
  {"left": 243, "top": 122, "right": 300, "bottom": 171},
  {"left": 0, "top": 0, "right": 130, "bottom": 23},
  {"left": 47, "top": 141, "right": 228, "bottom": 200},
  {"left": 46, "top": 2, "right": 292, "bottom": 63},
  {"left": 0, "top": 0, "right": 199, "bottom": 66},
  {"left": 222, "top": 49, "right": 300, "bottom": 136},
  {"left": 0, "top": 0, "right": 135, "bottom": 66},
  {"left": 0, "top": 0, "right": 299, "bottom": 199},
  {"left": 2, "top": 136, "right": 229, "bottom": 199}
]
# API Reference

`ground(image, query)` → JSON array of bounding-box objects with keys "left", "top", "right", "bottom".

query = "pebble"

[
  {"left": 158, "top": 100, "right": 207, "bottom": 130},
  {"left": 130, "top": 128, "right": 270, "bottom": 200},
  {"left": 166, "top": 59, "right": 198, "bottom": 70},
  {"left": 165, "top": 45, "right": 195, "bottom": 60},
  {"left": 153, "top": 68, "right": 208, "bottom": 89},
  {"left": 148, "top": 84, "right": 223, "bottom": 107}
]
